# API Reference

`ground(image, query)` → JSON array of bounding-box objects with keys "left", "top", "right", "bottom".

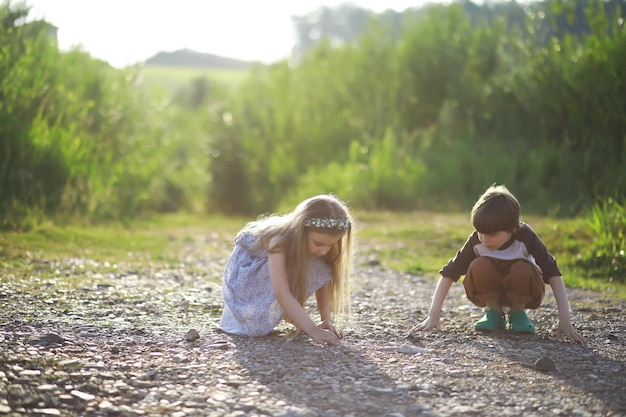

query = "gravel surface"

[{"left": 0, "top": 233, "right": 625, "bottom": 417}]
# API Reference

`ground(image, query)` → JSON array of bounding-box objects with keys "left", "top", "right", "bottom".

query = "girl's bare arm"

[
  {"left": 269, "top": 252, "right": 340, "bottom": 345},
  {"left": 315, "top": 284, "right": 342, "bottom": 338}
]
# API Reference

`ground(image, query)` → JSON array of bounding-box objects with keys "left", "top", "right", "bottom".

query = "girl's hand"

[
  {"left": 309, "top": 327, "right": 341, "bottom": 346},
  {"left": 319, "top": 319, "right": 343, "bottom": 339},
  {"left": 411, "top": 316, "right": 441, "bottom": 332},
  {"left": 556, "top": 322, "right": 587, "bottom": 344}
]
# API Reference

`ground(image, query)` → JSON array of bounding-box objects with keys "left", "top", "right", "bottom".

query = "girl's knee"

[{"left": 307, "top": 257, "right": 333, "bottom": 293}]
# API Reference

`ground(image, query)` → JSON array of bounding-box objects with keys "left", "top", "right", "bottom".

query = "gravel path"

[{"left": 0, "top": 233, "right": 624, "bottom": 417}]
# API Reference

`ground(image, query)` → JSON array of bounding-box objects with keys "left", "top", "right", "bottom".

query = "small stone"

[
  {"left": 19, "top": 369, "right": 41, "bottom": 376},
  {"left": 398, "top": 344, "right": 422, "bottom": 355},
  {"left": 173, "top": 353, "right": 190, "bottom": 363},
  {"left": 27, "top": 333, "right": 65, "bottom": 345},
  {"left": 184, "top": 328, "right": 200, "bottom": 341},
  {"left": 534, "top": 355, "right": 556, "bottom": 371},
  {"left": 369, "top": 387, "right": 394, "bottom": 395},
  {"left": 58, "top": 359, "right": 82, "bottom": 369},
  {"left": 71, "top": 390, "right": 96, "bottom": 401},
  {"left": 207, "top": 340, "right": 232, "bottom": 350},
  {"left": 98, "top": 400, "right": 113, "bottom": 409},
  {"left": 31, "top": 409, "right": 61, "bottom": 416}
]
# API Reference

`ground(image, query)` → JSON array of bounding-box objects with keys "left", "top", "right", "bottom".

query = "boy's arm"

[
  {"left": 412, "top": 276, "right": 454, "bottom": 331},
  {"left": 547, "top": 275, "right": 587, "bottom": 343},
  {"left": 413, "top": 233, "right": 475, "bottom": 332}
]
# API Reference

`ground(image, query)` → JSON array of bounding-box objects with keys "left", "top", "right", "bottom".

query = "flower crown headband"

[{"left": 304, "top": 217, "right": 351, "bottom": 231}]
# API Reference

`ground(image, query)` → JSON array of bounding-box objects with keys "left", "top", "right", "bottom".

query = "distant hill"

[{"left": 144, "top": 48, "right": 252, "bottom": 69}]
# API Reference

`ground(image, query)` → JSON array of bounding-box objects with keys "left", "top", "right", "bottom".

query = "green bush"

[
  {"left": 2, "top": 0, "right": 625, "bottom": 244},
  {"left": 0, "top": 2, "right": 211, "bottom": 228},
  {"left": 579, "top": 198, "right": 626, "bottom": 282},
  {"left": 286, "top": 131, "right": 426, "bottom": 211}
]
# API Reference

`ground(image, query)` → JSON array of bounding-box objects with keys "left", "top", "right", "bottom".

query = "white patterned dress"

[{"left": 219, "top": 232, "right": 333, "bottom": 337}]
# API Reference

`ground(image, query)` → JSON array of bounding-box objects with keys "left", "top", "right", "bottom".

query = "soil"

[{"left": 0, "top": 233, "right": 624, "bottom": 417}]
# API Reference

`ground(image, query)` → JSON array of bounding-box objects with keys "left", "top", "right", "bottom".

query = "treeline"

[
  {"left": 1, "top": 0, "right": 625, "bottom": 232},
  {"left": 291, "top": 0, "right": 626, "bottom": 57},
  {"left": 209, "top": 0, "right": 626, "bottom": 215}
]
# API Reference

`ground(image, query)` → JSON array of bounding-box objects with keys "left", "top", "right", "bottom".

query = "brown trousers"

[{"left": 463, "top": 257, "right": 545, "bottom": 309}]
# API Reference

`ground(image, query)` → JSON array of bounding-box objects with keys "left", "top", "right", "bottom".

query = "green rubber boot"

[
  {"left": 474, "top": 310, "right": 506, "bottom": 331},
  {"left": 508, "top": 310, "right": 536, "bottom": 333}
]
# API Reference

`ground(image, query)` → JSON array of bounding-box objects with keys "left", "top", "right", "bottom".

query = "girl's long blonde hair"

[{"left": 235, "top": 194, "right": 355, "bottom": 326}]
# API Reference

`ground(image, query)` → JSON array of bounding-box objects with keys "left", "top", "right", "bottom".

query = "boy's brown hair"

[{"left": 471, "top": 184, "right": 520, "bottom": 234}]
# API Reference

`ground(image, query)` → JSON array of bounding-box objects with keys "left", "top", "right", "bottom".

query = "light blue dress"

[{"left": 219, "top": 232, "right": 333, "bottom": 337}]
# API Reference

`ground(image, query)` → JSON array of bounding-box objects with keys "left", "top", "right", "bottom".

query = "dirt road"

[{"left": 0, "top": 234, "right": 624, "bottom": 416}]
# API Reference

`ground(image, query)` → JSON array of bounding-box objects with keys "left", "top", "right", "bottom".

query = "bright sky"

[{"left": 25, "top": 0, "right": 426, "bottom": 68}]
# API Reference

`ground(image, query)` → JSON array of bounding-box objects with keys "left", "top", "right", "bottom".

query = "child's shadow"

[
  {"left": 406, "top": 303, "right": 626, "bottom": 415},
  {"left": 223, "top": 330, "right": 427, "bottom": 417},
  {"left": 482, "top": 329, "right": 624, "bottom": 414}
]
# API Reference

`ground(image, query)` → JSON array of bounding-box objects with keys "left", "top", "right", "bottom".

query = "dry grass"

[{"left": 1, "top": 211, "right": 624, "bottom": 298}]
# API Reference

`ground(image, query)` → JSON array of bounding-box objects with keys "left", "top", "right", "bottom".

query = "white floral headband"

[{"left": 304, "top": 217, "right": 351, "bottom": 231}]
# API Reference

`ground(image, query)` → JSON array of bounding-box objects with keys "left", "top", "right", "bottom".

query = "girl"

[{"left": 219, "top": 194, "right": 355, "bottom": 346}]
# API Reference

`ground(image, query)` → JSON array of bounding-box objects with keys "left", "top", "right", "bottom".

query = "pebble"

[
  {"left": 31, "top": 409, "right": 61, "bottom": 416},
  {"left": 534, "top": 355, "right": 556, "bottom": 371},
  {"left": 397, "top": 344, "right": 422, "bottom": 355},
  {"left": 71, "top": 390, "right": 96, "bottom": 401},
  {"left": 184, "top": 328, "right": 200, "bottom": 341}
]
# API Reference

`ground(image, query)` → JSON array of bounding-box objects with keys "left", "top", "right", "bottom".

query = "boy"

[{"left": 412, "top": 184, "right": 586, "bottom": 343}]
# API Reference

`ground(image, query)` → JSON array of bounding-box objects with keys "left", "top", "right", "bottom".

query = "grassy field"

[
  {"left": 1, "top": 211, "right": 624, "bottom": 299},
  {"left": 137, "top": 65, "right": 251, "bottom": 97}
]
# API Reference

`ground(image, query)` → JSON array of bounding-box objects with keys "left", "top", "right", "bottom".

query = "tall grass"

[{"left": 581, "top": 198, "right": 626, "bottom": 282}]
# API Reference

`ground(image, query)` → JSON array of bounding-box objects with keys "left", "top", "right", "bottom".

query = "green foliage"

[
  {"left": 2, "top": 0, "right": 625, "bottom": 288},
  {"left": 578, "top": 198, "right": 626, "bottom": 282},
  {"left": 203, "top": 0, "right": 625, "bottom": 219},
  {"left": 1, "top": 4, "right": 67, "bottom": 226},
  {"left": 285, "top": 131, "right": 426, "bottom": 211},
  {"left": 395, "top": 4, "right": 477, "bottom": 130},
  {"left": 0, "top": 2, "right": 213, "bottom": 229},
  {"left": 138, "top": 65, "right": 248, "bottom": 97}
]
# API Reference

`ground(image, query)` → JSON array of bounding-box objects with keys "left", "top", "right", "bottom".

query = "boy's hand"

[
  {"left": 556, "top": 323, "right": 587, "bottom": 344},
  {"left": 411, "top": 316, "right": 441, "bottom": 332}
]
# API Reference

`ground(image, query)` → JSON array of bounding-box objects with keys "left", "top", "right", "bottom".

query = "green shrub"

[
  {"left": 579, "top": 197, "right": 626, "bottom": 282},
  {"left": 285, "top": 131, "right": 426, "bottom": 211}
]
